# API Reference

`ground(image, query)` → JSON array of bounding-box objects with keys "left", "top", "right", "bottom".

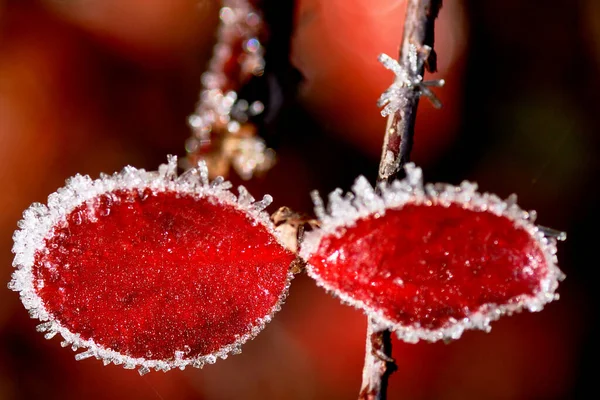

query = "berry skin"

[
  {"left": 10, "top": 156, "right": 296, "bottom": 374},
  {"left": 301, "top": 164, "right": 564, "bottom": 342}
]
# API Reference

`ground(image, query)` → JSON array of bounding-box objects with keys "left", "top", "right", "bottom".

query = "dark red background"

[{"left": 1, "top": 0, "right": 597, "bottom": 399}]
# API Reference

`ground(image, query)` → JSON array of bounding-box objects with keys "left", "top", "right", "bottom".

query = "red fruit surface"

[
  {"left": 32, "top": 189, "right": 294, "bottom": 361},
  {"left": 308, "top": 204, "right": 548, "bottom": 330}
]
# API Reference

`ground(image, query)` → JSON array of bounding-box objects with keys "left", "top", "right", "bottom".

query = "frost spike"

[
  {"left": 311, "top": 190, "right": 326, "bottom": 221},
  {"left": 251, "top": 195, "right": 273, "bottom": 213},
  {"left": 210, "top": 176, "right": 225, "bottom": 189},
  {"left": 159, "top": 155, "right": 178, "bottom": 180},
  {"left": 75, "top": 350, "right": 94, "bottom": 361},
  {"left": 198, "top": 160, "right": 210, "bottom": 187},
  {"left": 237, "top": 185, "right": 255, "bottom": 206}
]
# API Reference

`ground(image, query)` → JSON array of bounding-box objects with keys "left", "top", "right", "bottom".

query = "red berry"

[
  {"left": 10, "top": 156, "right": 296, "bottom": 374},
  {"left": 301, "top": 164, "right": 564, "bottom": 342}
]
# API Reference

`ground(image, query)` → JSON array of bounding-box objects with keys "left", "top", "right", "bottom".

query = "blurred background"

[{"left": 0, "top": 0, "right": 598, "bottom": 398}]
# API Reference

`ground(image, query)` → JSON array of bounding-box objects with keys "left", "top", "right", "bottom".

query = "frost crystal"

[
  {"left": 378, "top": 45, "right": 446, "bottom": 117},
  {"left": 184, "top": 0, "right": 274, "bottom": 180},
  {"left": 301, "top": 164, "right": 565, "bottom": 344},
  {"left": 9, "top": 156, "right": 296, "bottom": 374}
]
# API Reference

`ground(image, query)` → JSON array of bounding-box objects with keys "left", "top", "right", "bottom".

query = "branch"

[
  {"left": 378, "top": 0, "right": 443, "bottom": 183},
  {"left": 358, "top": 320, "right": 396, "bottom": 400},
  {"left": 360, "top": 1, "right": 443, "bottom": 399}
]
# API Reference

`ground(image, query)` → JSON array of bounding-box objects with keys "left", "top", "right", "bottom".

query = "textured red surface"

[
  {"left": 33, "top": 189, "right": 294, "bottom": 361},
  {"left": 308, "top": 204, "right": 547, "bottom": 330}
]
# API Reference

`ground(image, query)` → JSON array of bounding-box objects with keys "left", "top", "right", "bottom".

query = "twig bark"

[
  {"left": 358, "top": 320, "right": 396, "bottom": 400},
  {"left": 378, "top": 0, "right": 443, "bottom": 183},
  {"left": 360, "top": 1, "right": 443, "bottom": 399}
]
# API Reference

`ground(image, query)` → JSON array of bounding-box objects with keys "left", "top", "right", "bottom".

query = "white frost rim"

[
  {"left": 8, "top": 155, "right": 295, "bottom": 375},
  {"left": 300, "top": 163, "right": 565, "bottom": 343}
]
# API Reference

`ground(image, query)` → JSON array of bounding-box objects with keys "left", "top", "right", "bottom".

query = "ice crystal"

[{"left": 378, "top": 45, "right": 446, "bottom": 117}]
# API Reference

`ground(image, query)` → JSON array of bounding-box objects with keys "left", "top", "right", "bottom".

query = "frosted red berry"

[
  {"left": 301, "top": 164, "right": 564, "bottom": 342},
  {"left": 10, "top": 156, "right": 296, "bottom": 374}
]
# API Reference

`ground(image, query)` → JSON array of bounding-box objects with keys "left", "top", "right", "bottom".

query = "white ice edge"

[
  {"left": 300, "top": 163, "right": 565, "bottom": 343},
  {"left": 9, "top": 155, "right": 295, "bottom": 374}
]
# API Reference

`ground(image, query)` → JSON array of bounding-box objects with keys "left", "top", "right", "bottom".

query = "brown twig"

[
  {"left": 360, "top": 1, "right": 443, "bottom": 399},
  {"left": 378, "top": 0, "right": 443, "bottom": 183},
  {"left": 358, "top": 320, "right": 397, "bottom": 400}
]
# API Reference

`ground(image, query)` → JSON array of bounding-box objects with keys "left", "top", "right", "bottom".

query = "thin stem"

[
  {"left": 360, "top": 1, "right": 443, "bottom": 399},
  {"left": 359, "top": 320, "right": 396, "bottom": 400},
  {"left": 378, "top": 0, "right": 443, "bottom": 183}
]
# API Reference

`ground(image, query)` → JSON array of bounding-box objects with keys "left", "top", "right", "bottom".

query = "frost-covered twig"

[
  {"left": 378, "top": 0, "right": 444, "bottom": 182},
  {"left": 360, "top": 1, "right": 444, "bottom": 399},
  {"left": 359, "top": 321, "right": 397, "bottom": 400},
  {"left": 185, "top": 0, "right": 275, "bottom": 180}
]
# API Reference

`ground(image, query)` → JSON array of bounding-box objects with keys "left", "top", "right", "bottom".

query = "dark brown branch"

[
  {"left": 378, "top": 0, "right": 443, "bottom": 183},
  {"left": 360, "top": 1, "right": 443, "bottom": 399},
  {"left": 358, "top": 320, "right": 397, "bottom": 400}
]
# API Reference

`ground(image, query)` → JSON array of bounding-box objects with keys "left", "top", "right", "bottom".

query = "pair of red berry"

[{"left": 8, "top": 155, "right": 563, "bottom": 375}]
